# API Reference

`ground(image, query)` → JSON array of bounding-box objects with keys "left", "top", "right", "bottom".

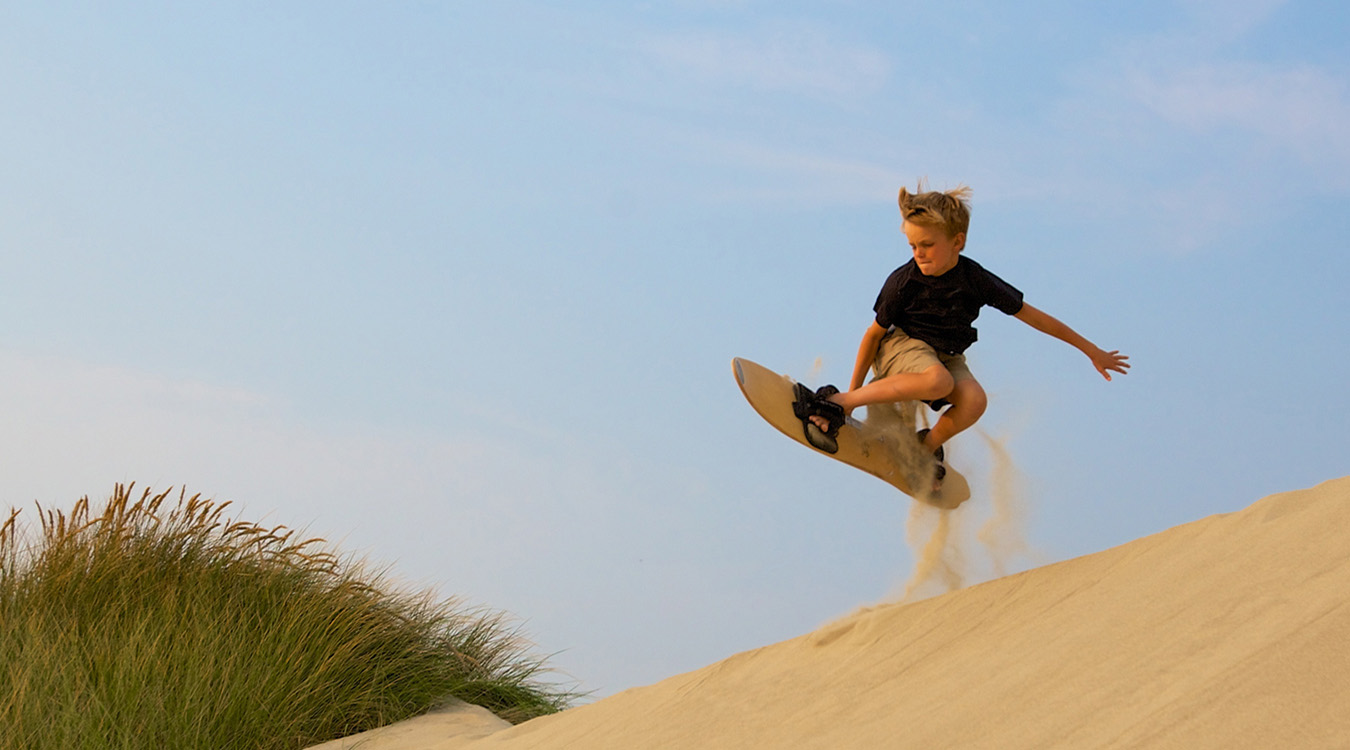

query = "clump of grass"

[{"left": 0, "top": 485, "right": 577, "bottom": 749}]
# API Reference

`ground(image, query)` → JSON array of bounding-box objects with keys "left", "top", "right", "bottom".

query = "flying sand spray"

[
  {"left": 895, "top": 429, "right": 1039, "bottom": 602},
  {"left": 802, "top": 356, "right": 1038, "bottom": 602}
]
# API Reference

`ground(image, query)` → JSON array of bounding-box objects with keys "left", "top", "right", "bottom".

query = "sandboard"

[{"left": 732, "top": 357, "right": 970, "bottom": 508}]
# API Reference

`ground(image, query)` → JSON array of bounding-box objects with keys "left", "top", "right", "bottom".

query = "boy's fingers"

[{"left": 1095, "top": 352, "right": 1129, "bottom": 381}]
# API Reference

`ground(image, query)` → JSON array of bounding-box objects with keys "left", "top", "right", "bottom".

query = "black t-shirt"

[{"left": 873, "top": 256, "right": 1025, "bottom": 355}]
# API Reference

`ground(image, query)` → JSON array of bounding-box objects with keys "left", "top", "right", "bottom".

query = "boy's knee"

[
  {"left": 919, "top": 366, "right": 956, "bottom": 400},
  {"left": 951, "top": 379, "right": 988, "bottom": 418}
]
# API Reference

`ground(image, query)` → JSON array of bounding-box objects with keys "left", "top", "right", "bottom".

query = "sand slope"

[
  {"left": 305, "top": 698, "right": 511, "bottom": 750},
  {"left": 312, "top": 476, "right": 1350, "bottom": 749}
]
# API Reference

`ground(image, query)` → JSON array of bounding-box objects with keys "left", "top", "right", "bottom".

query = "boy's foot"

[
  {"left": 803, "top": 389, "right": 844, "bottom": 435},
  {"left": 793, "top": 384, "right": 845, "bottom": 454},
  {"left": 916, "top": 428, "right": 947, "bottom": 486}
]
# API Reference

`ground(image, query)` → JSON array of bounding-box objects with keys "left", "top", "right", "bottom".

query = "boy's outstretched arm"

[{"left": 1014, "top": 303, "right": 1130, "bottom": 381}]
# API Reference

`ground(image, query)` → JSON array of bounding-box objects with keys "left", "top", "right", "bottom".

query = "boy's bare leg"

[
  {"left": 807, "top": 365, "right": 954, "bottom": 432},
  {"left": 807, "top": 368, "right": 986, "bottom": 453},
  {"left": 922, "top": 378, "right": 987, "bottom": 451},
  {"left": 836, "top": 365, "right": 954, "bottom": 413}
]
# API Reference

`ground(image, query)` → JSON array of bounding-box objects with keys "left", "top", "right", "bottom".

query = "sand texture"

[
  {"left": 310, "top": 476, "right": 1350, "bottom": 749},
  {"left": 304, "top": 699, "right": 512, "bottom": 749}
]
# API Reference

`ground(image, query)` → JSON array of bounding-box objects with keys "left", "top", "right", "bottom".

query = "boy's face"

[{"left": 903, "top": 221, "right": 964, "bottom": 276}]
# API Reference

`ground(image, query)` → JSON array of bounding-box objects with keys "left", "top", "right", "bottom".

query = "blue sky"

[{"left": 2, "top": 1, "right": 1347, "bottom": 696}]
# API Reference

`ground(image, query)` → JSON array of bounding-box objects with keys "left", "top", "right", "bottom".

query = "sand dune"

[{"left": 311, "top": 476, "right": 1350, "bottom": 749}]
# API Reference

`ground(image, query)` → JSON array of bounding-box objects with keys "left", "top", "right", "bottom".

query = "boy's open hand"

[
  {"left": 1090, "top": 348, "right": 1130, "bottom": 381},
  {"left": 1013, "top": 304, "right": 1131, "bottom": 382}
]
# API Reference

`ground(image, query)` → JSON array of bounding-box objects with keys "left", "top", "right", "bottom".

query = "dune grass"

[{"left": 0, "top": 485, "right": 576, "bottom": 749}]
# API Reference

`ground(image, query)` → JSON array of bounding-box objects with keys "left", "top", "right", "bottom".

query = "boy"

[{"left": 799, "top": 183, "right": 1129, "bottom": 486}]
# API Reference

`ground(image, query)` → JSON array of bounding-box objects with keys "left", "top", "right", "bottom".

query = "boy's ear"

[{"left": 953, "top": 232, "right": 966, "bottom": 252}]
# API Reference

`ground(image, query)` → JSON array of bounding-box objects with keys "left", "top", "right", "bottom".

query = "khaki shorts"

[{"left": 872, "top": 328, "right": 974, "bottom": 384}]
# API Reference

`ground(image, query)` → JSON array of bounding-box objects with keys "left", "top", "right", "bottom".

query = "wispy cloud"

[
  {"left": 1019, "top": 3, "right": 1350, "bottom": 253},
  {"left": 642, "top": 22, "right": 890, "bottom": 98},
  {"left": 694, "top": 139, "right": 906, "bottom": 204},
  {"left": 0, "top": 350, "right": 572, "bottom": 548},
  {"left": 1127, "top": 61, "right": 1350, "bottom": 170},
  {"left": 1177, "top": 0, "right": 1290, "bottom": 44},
  {"left": 1089, "top": 0, "right": 1349, "bottom": 181}
]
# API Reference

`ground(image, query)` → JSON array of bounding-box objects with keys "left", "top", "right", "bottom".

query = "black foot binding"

[
  {"left": 915, "top": 428, "right": 947, "bottom": 484},
  {"left": 793, "top": 384, "right": 845, "bottom": 454},
  {"left": 921, "top": 397, "right": 951, "bottom": 412}
]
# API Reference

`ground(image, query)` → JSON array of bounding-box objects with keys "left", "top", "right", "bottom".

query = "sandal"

[{"left": 792, "top": 384, "right": 845, "bottom": 454}]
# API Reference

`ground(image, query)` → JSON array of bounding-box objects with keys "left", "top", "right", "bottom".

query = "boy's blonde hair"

[{"left": 897, "top": 181, "right": 972, "bottom": 238}]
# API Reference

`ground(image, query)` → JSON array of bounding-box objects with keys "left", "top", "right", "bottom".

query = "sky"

[{"left": 2, "top": 1, "right": 1348, "bottom": 698}]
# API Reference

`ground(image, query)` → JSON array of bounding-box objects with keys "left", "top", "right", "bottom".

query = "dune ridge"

[{"left": 314, "top": 476, "right": 1350, "bottom": 749}]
